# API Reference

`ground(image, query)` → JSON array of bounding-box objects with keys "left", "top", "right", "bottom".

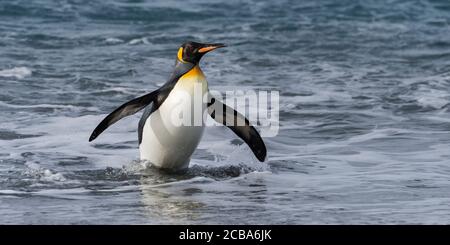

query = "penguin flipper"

[
  {"left": 207, "top": 94, "right": 267, "bottom": 162},
  {"left": 89, "top": 90, "right": 159, "bottom": 142}
]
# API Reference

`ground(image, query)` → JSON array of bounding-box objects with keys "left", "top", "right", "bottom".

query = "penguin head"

[{"left": 177, "top": 41, "right": 226, "bottom": 64}]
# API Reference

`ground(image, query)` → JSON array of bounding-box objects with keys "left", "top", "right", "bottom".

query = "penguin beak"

[{"left": 198, "top": 43, "right": 226, "bottom": 53}]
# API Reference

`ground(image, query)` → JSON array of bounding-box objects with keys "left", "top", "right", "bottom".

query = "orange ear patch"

[{"left": 177, "top": 47, "right": 186, "bottom": 63}]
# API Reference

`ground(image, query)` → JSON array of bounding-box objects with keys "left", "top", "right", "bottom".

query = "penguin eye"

[{"left": 185, "top": 46, "right": 193, "bottom": 55}]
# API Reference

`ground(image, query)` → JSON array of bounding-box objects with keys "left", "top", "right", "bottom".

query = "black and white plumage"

[{"left": 89, "top": 41, "right": 266, "bottom": 171}]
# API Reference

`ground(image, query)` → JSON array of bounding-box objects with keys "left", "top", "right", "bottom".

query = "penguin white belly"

[{"left": 139, "top": 66, "right": 207, "bottom": 170}]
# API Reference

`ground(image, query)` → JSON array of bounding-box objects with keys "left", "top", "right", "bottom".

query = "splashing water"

[{"left": 1, "top": 0, "right": 450, "bottom": 224}]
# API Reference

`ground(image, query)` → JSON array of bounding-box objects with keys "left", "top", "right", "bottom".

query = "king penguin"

[{"left": 89, "top": 41, "right": 266, "bottom": 171}]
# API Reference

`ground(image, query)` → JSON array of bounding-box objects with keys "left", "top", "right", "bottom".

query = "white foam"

[
  {"left": 0, "top": 67, "right": 32, "bottom": 79},
  {"left": 414, "top": 86, "right": 450, "bottom": 109},
  {"left": 42, "top": 169, "right": 66, "bottom": 182},
  {"left": 0, "top": 190, "right": 27, "bottom": 195},
  {"left": 129, "top": 37, "right": 150, "bottom": 45},
  {"left": 1, "top": 114, "right": 139, "bottom": 169},
  {"left": 24, "top": 161, "right": 67, "bottom": 182},
  {"left": 0, "top": 101, "right": 97, "bottom": 111},
  {"left": 105, "top": 37, "right": 124, "bottom": 44}
]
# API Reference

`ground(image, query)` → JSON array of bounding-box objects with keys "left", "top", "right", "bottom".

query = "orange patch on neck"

[{"left": 182, "top": 65, "right": 204, "bottom": 79}]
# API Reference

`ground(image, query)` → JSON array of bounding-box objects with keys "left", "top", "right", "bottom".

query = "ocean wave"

[
  {"left": 0, "top": 67, "right": 31, "bottom": 79},
  {"left": 104, "top": 37, "right": 124, "bottom": 44},
  {"left": 2, "top": 0, "right": 450, "bottom": 224},
  {"left": 128, "top": 37, "right": 150, "bottom": 45}
]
